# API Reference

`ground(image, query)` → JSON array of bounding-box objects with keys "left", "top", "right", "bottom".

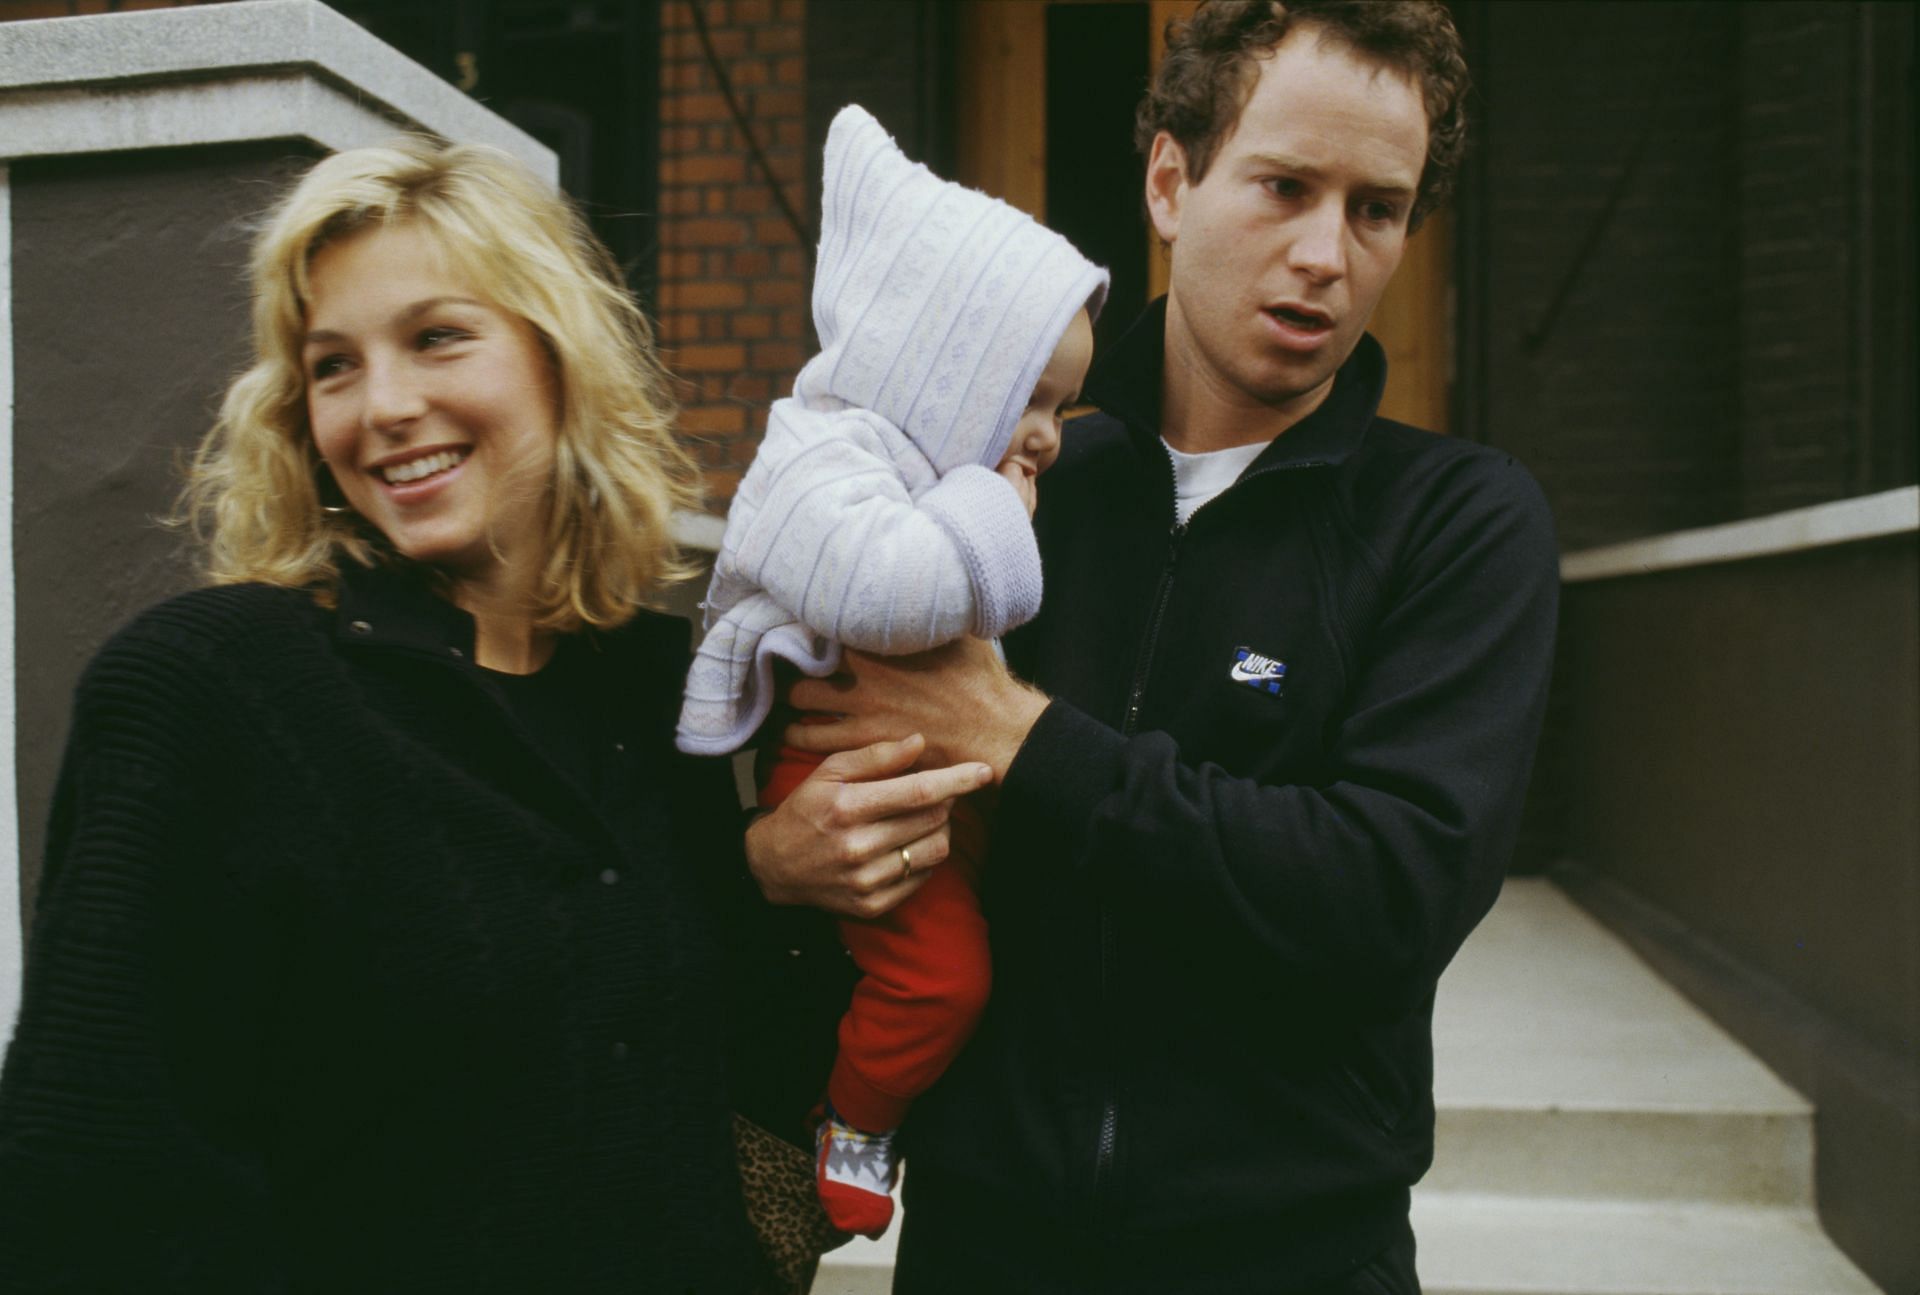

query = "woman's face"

[{"left": 302, "top": 221, "right": 559, "bottom": 594}]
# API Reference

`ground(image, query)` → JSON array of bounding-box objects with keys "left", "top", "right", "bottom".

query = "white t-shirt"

[{"left": 1163, "top": 437, "right": 1269, "bottom": 525}]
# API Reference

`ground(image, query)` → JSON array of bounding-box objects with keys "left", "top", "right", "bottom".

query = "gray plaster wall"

[
  {"left": 11, "top": 140, "right": 320, "bottom": 921},
  {"left": 1552, "top": 536, "right": 1920, "bottom": 1291}
]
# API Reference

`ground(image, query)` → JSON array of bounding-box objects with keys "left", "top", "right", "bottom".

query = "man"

[{"left": 752, "top": 3, "right": 1557, "bottom": 1290}]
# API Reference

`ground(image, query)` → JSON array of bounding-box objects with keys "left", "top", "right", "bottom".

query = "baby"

[{"left": 678, "top": 104, "right": 1105, "bottom": 1237}]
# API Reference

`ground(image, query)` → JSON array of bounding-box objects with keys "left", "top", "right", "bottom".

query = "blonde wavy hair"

[{"left": 181, "top": 136, "right": 701, "bottom": 630}]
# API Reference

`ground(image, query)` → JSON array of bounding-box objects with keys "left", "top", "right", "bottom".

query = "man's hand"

[
  {"left": 784, "top": 637, "right": 1050, "bottom": 778},
  {"left": 744, "top": 734, "right": 994, "bottom": 919}
]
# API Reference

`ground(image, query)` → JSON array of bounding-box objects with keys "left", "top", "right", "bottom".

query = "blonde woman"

[{"left": 0, "top": 138, "right": 927, "bottom": 1291}]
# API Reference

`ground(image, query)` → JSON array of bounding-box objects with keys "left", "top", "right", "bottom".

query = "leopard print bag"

[{"left": 734, "top": 1112, "right": 853, "bottom": 1295}]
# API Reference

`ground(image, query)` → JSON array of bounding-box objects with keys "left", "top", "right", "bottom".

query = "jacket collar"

[
  {"left": 329, "top": 559, "right": 683, "bottom": 679},
  {"left": 1083, "top": 295, "right": 1388, "bottom": 471},
  {"left": 331, "top": 561, "right": 479, "bottom": 661}
]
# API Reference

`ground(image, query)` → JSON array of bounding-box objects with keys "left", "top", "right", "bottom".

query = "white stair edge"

[{"left": 1411, "top": 1191, "right": 1885, "bottom": 1295}]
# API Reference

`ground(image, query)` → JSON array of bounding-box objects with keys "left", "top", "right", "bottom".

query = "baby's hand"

[{"left": 997, "top": 458, "right": 1038, "bottom": 518}]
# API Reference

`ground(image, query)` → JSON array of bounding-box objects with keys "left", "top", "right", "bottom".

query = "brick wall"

[
  {"left": 1462, "top": 0, "right": 1913, "bottom": 552},
  {"left": 656, "top": 0, "right": 809, "bottom": 509},
  {"left": 1736, "top": 2, "right": 1866, "bottom": 516},
  {"left": 1468, "top": 0, "right": 1743, "bottom": 552}
]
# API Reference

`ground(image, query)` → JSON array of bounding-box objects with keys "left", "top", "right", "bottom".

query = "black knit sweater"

[{"left": 0, "top": 566, "right": 780, "bottom": 1293}]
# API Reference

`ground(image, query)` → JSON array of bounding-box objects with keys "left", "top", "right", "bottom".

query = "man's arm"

[{"left": 787, "top": 458, "right": 1558, "bottom": 1019}]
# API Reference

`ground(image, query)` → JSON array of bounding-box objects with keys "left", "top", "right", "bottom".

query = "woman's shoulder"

[{"left": 86, "top": 582, "right": 330, "bottom": 696}]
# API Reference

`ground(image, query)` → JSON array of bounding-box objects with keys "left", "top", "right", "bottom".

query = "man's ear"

[{"left": 1145, "top": 131, "right": 1188, "bottom": 244}]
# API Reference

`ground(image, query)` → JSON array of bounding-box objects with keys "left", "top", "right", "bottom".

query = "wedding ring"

[{"left": 898, "top": 845, "right": 913, "bottom": 883}]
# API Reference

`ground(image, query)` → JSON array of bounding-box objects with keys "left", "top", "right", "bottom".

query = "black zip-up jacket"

[{"left": 898, "top": 301, "right": 1559, "bottom": 1292}]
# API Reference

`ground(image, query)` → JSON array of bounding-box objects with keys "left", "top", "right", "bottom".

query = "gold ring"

[{"left": 898, "top": 845, "right": 913, "bottom": 882}]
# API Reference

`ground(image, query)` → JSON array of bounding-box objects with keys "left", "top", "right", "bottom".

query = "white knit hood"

[{"left": 795, "top": 104, "right": 1109, "bottom": 476}]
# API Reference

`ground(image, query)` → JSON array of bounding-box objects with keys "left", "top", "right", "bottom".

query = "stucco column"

[{"left": 0, "top": 0, "right": 554, "bottom": 1047}]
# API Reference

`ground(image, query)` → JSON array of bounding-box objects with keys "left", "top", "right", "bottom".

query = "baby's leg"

[
  {"left": 817, "top": 802, "right": 990, "bottom": 1238},
  {"left": 828, "top": 807, "right": 989, "bottom": 1131}
]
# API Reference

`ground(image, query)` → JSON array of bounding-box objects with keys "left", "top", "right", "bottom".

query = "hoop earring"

[{"left": 315, "top": 462, "right": 355, "bottom": 517}]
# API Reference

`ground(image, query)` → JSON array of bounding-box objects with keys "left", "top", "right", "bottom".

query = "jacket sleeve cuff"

[
  {"left": 917, "top": 465, "right": 1044, "bottom": 638},
  {"left": 997, "top": 699, "right": 1128, "bottom": 875}
]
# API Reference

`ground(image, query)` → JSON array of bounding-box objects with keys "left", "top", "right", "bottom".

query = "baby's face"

[{"left": 997, "top": 307, "right": 1094, "bottom": 517}]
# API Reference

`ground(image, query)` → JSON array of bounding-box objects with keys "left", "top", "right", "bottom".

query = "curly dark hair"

[{"left": 1136, "top": 0, "right": 1470, "bottom": 231}]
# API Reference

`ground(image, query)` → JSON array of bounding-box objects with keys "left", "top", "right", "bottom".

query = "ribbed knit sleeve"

[
  {"left": 679, "top": 401, "right": 1042, "bottom": 753},
  {"left": 730, "top": 404, "right": 1037, "bottom": 651},
  {"left": 0, "top": 615, "right": 287, "bottom": 1293}
]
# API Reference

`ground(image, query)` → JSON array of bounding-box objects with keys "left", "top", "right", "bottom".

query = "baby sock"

[{"left": 814, "top": 1103, "right": 900, "bottom": 1238}]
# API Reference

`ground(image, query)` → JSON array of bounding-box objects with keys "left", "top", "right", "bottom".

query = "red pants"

[{"left": 760, "top": 744, "right": 991, "bottom": 1132}]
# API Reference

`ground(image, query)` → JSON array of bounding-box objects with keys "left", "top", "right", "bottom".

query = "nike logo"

[{"left": 1230, "top": 646, "right": 1287, "bottom": 696}]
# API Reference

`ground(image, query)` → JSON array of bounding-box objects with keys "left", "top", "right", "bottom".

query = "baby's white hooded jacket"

[{"left": 675, "top": 105, "right": 1107, "bottom": 754}]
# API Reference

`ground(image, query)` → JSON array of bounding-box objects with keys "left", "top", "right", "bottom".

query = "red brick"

[
  {"left": 753, "top": 215, "right": 798, "bottom": 246},
  {"left": 750, "top": 89, "right": 804, "bottom": 118},
  {"left": 730, "top": 186, "right": 772, "bottom": 215},
  {"left": 665, "top": 92, "right": 732, "bottom": 125},
  {"left": 766, "top": 153, "right": 803, "bottom": 184},
  {"left": 775, "top": 308, "right": 807, "bottom": 339},
  {"left": 669, "top": 280, "right": 748, "bottom": 309},
  {"left": 663, "top": 153, "right": 746, "bottom": 184},
  {"left": 704, "top": 124, "right": 735, "bottom": 150},
  {"left": 732, "top": 0, "right": 772, "bottom": 23},
  {"left": 751, "top": 24, "right": 802, "bottom": 54},
  {"left": 728, "top": 60, "right": 771, "bottom": 89},
  {"left": 776, "top": 0, "right": 804, "bottom": 23},
  {"left": 657, "top": 312, "right": 701, "bottom": 339},
  {"left": 660, "top": 124, "right": 704, "bottom": 152},
  {"left": 695, "top": 0, "right": 728, "bottom": 22},
  {"left": 774, "top": 248, "right": 805, "bottom": 276},
  {"left": 731, "top": 248, "right": 773, "bottom": 276},
  {"left": 696, "top": 27, "right": 749, "bottom": 58},
  {"left": 666, "top": 217, "right": 750, "bottom": 247},
  {"left": 673, "top": 342, "right": 749, "bottom": 371},
  {"left": 658, "top": 189, "right": 701, "bottom": 216},
  {"left": 702, "top": 189, "right": 728, "bottom": 215},
  {"left": 728, "top": 373, "right": 774, "bottom": 402},
  {"left": 679, "top": 404, "right": 748, "bottom": 434},
  {"left": 730, "top": 312, "right": 774, "bottom": 339},
  {"left": 774, "top": 119, "right": 805, "bottom": 149},
  {"left": 662, "top": 61, "right": 708, "bottom": 91},
  {"left": 751, "top": 341, "right": 805, "bottom": 371},
  {"left": 660, "top": 251, "right": 703, "bottom": 278},
  {"left": 749, "top": 278, "right": 803, "bottom": 308}
]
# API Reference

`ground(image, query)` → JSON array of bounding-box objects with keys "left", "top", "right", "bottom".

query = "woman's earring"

[{"left": 315, "top": 463, "right": 355, "bottom": 516}]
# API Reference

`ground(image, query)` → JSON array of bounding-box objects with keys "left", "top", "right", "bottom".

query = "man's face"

[{"left": 1147, "top": 24, "right": 1428, "bottom": 421}]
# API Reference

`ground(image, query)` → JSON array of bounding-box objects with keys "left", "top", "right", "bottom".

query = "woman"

[{"left": 0, "top": 137, "right": 827, "bottom": 1292}]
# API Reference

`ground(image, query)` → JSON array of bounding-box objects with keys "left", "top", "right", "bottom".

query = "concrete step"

[
  {"left": 1411, "top": 1193, "right": 1883, "bottom": 1295},
  {"left": 1427, "top": 880, "right": 1813, "bottom": 1207}
]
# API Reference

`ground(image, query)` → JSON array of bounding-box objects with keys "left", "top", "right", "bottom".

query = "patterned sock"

[{"left": 814, "top": 1103, "right": 899, "bottom": 1239}]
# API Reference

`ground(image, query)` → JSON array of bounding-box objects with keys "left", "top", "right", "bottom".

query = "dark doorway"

[
  {"left": 331, "top": 0, "right": 664, "bottom": 305},
  {"left": 1045, "top": 2, "right": 1151, "bottom": 354}
]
